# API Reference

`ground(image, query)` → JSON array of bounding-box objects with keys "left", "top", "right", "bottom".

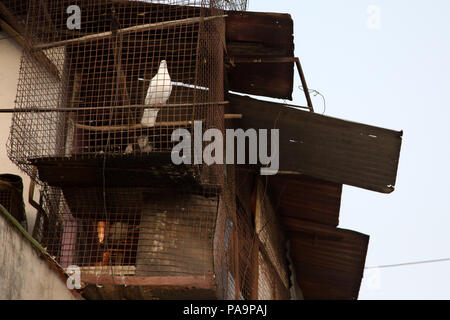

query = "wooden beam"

[
  {"left": 74, "top": 114, "right": 242, "bottom": 132},
  {"left": 0, "top": 101, "right": 231, "bottom": 113},
  {"left": 82, "top": 274, "right": 216, "bottom": 289},
  {"left": 34, "top": 15, "right": 227, "bottom": 50}
]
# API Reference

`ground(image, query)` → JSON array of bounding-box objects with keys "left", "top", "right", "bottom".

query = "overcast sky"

[{"left": 251, "top": 0, "right": 450, "bottom": 299}]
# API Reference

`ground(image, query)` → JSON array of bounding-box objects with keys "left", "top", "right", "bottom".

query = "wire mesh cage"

[
  {"left": 5, "top": 0, "right": 242, "bottom": 184},
  {"left": 31, "top": 169, "right": 290, "bottom": 300},
  {"left": 39, "top": 186, "right": 218, "bottom": 276},
  {"left": 3, "top": 0, "right": 294, "bottom": 300}
]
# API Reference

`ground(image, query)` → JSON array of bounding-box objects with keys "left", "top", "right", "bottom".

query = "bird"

[
  {"left": 137, "top": 135, "right": 153, "bottom": 153},
  {"left": 123, "top": 135, "right": 152, "bottom": 154},
  {"left": 124, "top": 143, "right": 133, "bottom": 154},
  {"left": 141, "top": 60, "right": 172, "bottom": 127}
]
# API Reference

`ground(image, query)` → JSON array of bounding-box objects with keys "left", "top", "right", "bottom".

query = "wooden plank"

[
  {"left": 228, "top": 94, "right": 403, "bottom": 193},
  {"left": 34, "top": 15, "right": 227, "bottom": 50},
  {"left": 81, "top": 274, "right": 217, "bottom": 299},
  {"left": 225, "top": 11, "right": 294, "bottom": 99},
  {"left": 226, "top": 12, "right": 294, "bottom": 47},
  {"left": 82, "top": 274, "right": 215, "bottom": 289}
]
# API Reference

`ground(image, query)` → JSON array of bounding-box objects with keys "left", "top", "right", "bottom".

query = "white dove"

[{"left": 141, "top": 60, "right": 172, "bottom": 127}]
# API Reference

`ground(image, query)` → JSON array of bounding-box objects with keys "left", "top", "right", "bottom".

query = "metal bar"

[
  {"left": 227, "top": 56, "right": 315, "bottom": 112},
  {"left": 0, "top": 101, "right": 230, "bottom": 113},
  {"left": 295, "top": 57, "right": 314, "bottom": 113}
]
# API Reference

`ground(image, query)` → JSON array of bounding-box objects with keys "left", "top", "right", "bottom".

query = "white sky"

[{"left": 251, "top": 0, "right": 450, "bottom": 299}]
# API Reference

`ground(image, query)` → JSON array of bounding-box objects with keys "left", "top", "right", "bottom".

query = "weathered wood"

[
  {"left": 228, "top": 94, "right": 403, "bottom": 193},
  {"left": 255, "top": 178, "right": 289, "bottom": 291},
  {"left": 30, "top": 155, "right": 207, "bottom": 189},
  {"left": 74, "top": 113, "right": 242, "bottom": 132},
  {"left": 81, "top": 274, "right": 218, "bottom": 299},
  {"left": 82, "top": 274, "right": 215, "bottom": 288},
  {"left": 227, "top": 41, "right": 289, "bottom": 57},
  {"left": 34, "top": 15, "right": 227, "bottom": 50},
  {"left": 225, "top": 11, "right": 294, "bottom": 99}
]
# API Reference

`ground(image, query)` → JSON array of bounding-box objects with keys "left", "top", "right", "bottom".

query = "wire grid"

[
  {"left": 32, "top": 168, "right": 291, "bottom": 299},
  {"left": 213, "top": 168, "right": 291, "bottom": 300},
  {"left": 37, "top": 185, "right": 219, "bottom": 277},
  {"left": 6, "top": 0, "right": 238, "bottom": 185}
]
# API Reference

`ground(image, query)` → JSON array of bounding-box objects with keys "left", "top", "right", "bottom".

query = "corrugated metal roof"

[
  {"left": 228, "top": 94, "right": 403, "bottom": 193},
  {"left": 283, "top": 217, "right": 369, "bottom": 300},
  {"left": 266, "top": 174, "right": 367, "bottom": 299},
  {"left": 268, "top": 174, "right": 341, "bottom": 227}
]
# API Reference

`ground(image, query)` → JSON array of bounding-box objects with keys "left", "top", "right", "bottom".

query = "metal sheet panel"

[
  {"left": 228, "top": 94, "right": 403, "bottom": 193},
  {"left": 281, "top": 216, "right": 369, "bottom": 300},
  {"left": 268, "top": 174, "right": 342, "bottom": 227}
]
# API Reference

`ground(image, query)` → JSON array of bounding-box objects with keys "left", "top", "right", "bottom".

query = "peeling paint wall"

[{"left": 0, "top": 212, "right": 79, "bottom": 300}]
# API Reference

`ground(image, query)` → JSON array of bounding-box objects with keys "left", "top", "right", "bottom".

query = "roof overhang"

[{"left": 228, "top": 93, "right": 403, "bottom": 193}]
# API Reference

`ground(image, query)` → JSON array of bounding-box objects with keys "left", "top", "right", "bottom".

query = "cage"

[
  {"left": 3, "top": 0, "right": 293, "bottom": 300},
  {"left": 5, "top": 0, "right": 242, "bottom": 186}
]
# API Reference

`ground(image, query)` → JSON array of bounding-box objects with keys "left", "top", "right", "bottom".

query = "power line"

[{"left": 365, "top": 257, "right": 450, "bottom": 270}]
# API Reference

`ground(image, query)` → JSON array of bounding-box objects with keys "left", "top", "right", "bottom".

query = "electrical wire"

[
  {"left": 365, "top": 257, "right": 450, "bottom": 270},
  {"left": 298, "top": 86, "right": 327, "bottom": 115}
]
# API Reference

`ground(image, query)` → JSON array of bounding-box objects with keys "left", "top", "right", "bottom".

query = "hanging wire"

[{"left": 298, "top": 86, "right": 327, "bottom": 115}]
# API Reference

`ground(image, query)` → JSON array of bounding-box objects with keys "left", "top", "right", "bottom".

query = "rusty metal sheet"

[
  {"left": 267, "top": 174, "right": 367, "bottom": 299},
  {"left": 228, "top": 94, "right": 403, "bottom": 193},
  {"left": 225, "top": 11, "right": 294, "bottom": 99},
  {"left": 281, "top": 216, "right": 369, "bottom": 300},
  {"left": 268, "top": 174, "right": 342, "bottom": 227}
]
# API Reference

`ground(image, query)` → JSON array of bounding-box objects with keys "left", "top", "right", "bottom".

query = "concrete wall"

[
  {"left": 0, "top": 211, "right": 79, "bottom": 300},
  {"left": 0, "top": 32, "right": 37, "bottom": 232}
]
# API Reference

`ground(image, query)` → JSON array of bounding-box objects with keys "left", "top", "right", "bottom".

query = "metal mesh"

[
  {"left": 38, "top": 186, "right": 218, "bottom": 277},
  {"left": 6, "top": 0, "right": 232, "bottom": 184}
]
